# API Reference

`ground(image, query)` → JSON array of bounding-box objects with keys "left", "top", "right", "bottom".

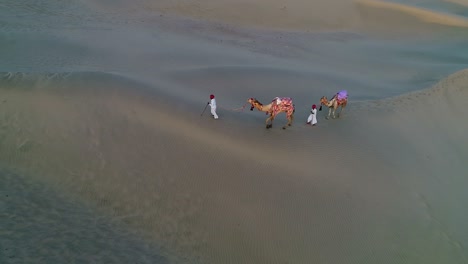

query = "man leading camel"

[
  {"left": 307, "top": 104, "right": 317, "bottom": 126},
  {"left": 208, "top": 94, "right": 219, "bottom": 119}
]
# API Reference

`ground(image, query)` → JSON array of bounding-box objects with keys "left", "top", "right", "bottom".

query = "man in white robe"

[
  {"left": 307, "top": 104, "right": 317, "bottom": 126},
  {"left": 209, "top": 94, "right": 218, "bottom": 119}
]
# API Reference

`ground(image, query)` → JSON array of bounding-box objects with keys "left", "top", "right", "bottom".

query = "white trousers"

[
  {"left": 211, "top": 107, "right": 218, "bottom": 119},
  {"left": 307, "top": 114, "right": 317, "bottom": 125}
]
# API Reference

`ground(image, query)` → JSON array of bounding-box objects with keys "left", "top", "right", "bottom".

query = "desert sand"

[{"left": 1, "top": 0, "right": 467, "bottom": 263}]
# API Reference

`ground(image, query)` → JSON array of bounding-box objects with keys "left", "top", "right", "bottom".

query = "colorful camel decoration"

[
  {"left": 247, "top": 97, "right": 295, "bottom": 129},
  {"left": 319, "top": 90, "right": 348, "bottom": 119}
]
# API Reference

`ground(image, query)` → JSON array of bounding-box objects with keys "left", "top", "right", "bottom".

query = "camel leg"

[
  {"left": 332, "top": 102, "right": 338, "bottom": 119},
  {"left": 326, "top": 108, "right": 331, "bottom": 119},
  {"left": 283, "top": 115, "right": 290, "bottom": 129},
  {"left": 283, "top": 114, "right": 294, "bottom": 129},
  {"left": 266, "top": 115, "right": 274, "bottom": 129},
  {"left": 283, "top": 116, "right": 293, "bottom": 129},
  {"left": 338, "top": 104, "right": 346, "bottom": 118},
  {"left": 269, "top": 116, "right": 275, "bottom": 128}
]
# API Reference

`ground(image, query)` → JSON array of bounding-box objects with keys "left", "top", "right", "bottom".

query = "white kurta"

[
  {"left": 209, "top": 98, "right": 218, "bottom": 119},
  {"left": 307, "top": 108, "right": 317, "bottom": 125}
]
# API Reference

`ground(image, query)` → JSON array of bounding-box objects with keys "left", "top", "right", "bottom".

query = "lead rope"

[{"left": 231, "top": 103, "right": 248, "bottom": 112}]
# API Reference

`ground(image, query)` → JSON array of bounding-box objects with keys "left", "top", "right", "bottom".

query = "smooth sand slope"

[
  {"left": 1, "top": 69, "right": 467, "bottom": 263},
  {"left": 84, "top": 0, "right": 468, "bottom": 32}
]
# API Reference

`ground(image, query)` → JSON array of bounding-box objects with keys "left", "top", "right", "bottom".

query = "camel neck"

[{"left": 260, "top": 103, "right": 272, "bottom": 112}]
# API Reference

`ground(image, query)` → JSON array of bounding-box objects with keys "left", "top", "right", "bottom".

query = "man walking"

[
  {"left": 209, "top": 94, "right": 219, "bottom": 119},
  {"left": 307, "top": 104, "right": 317, "bottom": 126}
]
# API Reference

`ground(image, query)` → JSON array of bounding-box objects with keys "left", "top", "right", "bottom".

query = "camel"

[
  {"left": 319, "top": 90, "right": 348, "bottom": 119},
  {"left": 247, "top": 97, "right": 295, "bottom": 129}
]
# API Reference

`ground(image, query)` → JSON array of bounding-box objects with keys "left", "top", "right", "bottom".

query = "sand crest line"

[{"left": 356, "top": 0, "right": 468, "bottom": 27}]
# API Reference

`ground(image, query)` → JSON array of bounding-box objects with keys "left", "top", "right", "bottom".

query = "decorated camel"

[
  {"left": 319, "top": 90, "right": 348, "bottom": 119},
  {"left": 247, "top": 97, "right": 295, "bottom": 129}
]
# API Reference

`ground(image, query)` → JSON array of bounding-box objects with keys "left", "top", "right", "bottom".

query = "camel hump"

[
  {"left": 276, "top": 97, "right": 292, "bottom": 103},
  {"left": 337, "top": 90, "right": 348, "bottom": 100}
]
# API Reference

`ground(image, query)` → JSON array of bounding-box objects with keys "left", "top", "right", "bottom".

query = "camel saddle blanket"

[
  {"left": 337, "top": 90, "right": 348, "bottom": 100},
  {"left": 270, "top": 97, "right": 294, "bottom": 115}
]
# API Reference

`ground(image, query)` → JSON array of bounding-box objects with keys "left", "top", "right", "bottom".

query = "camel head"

[
  {"left": 319, "top": 96, "right": 326, "bottom": 111},
  {"left": 247, "top": 98, "right": 261, "bottom": 111},
  {"left": 320, "top": 96, "right": 328, "bottom": 105},
  {"left": 320, "top": 96, "right": 335, "bottom": 107}
]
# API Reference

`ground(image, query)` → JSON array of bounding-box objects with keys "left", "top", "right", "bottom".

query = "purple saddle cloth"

[{"left": 336, "top": 90, "right": 348, "bottom": 100}]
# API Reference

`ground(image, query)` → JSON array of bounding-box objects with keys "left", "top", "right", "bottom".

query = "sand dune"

[
  {"left": 356, "top": 0, "right": 468, "bottom": 27},
  {"left": 81, "top": 0, "right": 468, "bottom": 34},
  {"left": 445, "top": 0, "right": 468, "bottom": 7},
  {"left": 83, "top": 0, "right": 357, "bottom": 31},
  {"left": 2, "top": 0, "right": 468, "bottom": 263},
  {"left": 1, "top": 69, "right": 467, "bottom": 263}
]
